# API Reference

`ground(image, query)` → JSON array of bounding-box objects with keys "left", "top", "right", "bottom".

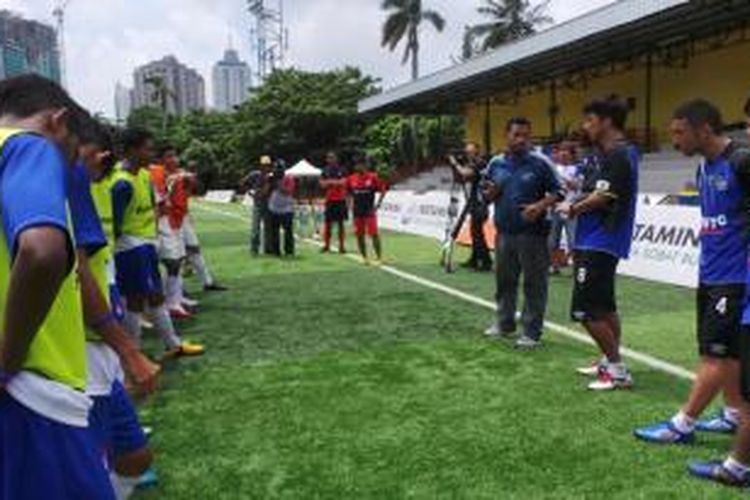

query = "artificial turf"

[{"left": 133, "top": 203, "right": 740, "bottom": 499}]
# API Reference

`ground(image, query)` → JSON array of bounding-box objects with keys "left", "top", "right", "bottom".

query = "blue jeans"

[{"left": 250, "top": 203, "right": 267, "bottom": 254}]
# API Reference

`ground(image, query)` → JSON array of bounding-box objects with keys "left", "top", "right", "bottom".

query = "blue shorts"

[
  {"left": 89, "top": 380, "right": 148, "bottom": 461},
  {"left": 109, "top": 284, "right": 126, "bottom": 323},
  {"left": 115, "top": 245, "right": 163, "bottom": 298},
  {"left": 0, "top": 394, "right": 115, "bottom": 499}
]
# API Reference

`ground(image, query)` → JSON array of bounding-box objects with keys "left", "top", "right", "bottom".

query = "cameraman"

[
  {"left": 240, "top": 155, "right": 273, "bottom": 255},
  {"left": 450, "top": 142, "right": 492, "bottom": 271}
]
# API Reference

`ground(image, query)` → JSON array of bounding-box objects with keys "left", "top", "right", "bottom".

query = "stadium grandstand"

[{"left": 360, "top": 0, "right": 750, "bottom": 194}]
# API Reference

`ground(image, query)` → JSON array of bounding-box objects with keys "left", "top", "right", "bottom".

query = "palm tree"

[
  {"left": 144, "top": 74, "right": 176, "bottom": 135},
  {"left": 381, "top": 0, "right": 446, "bottom": 81},
  {"left": 464, "top": 0, "right": 552, "bottom": 56}
]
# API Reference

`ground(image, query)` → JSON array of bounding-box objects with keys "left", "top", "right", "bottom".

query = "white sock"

[
  {"left": 189, "top": 253, "right": 213, "bottom": 287},
  {"left": 176, "top": 275, "right": 186, "bottom": 304},
  {"left": 145, "top": 305, "right": 181, "bottom": 349},
  {"left": 723, "top": 456, "right": 750, "bottom": 479},
  {"left": 607, "top": 362, "right": 628, "bottom": 379},
  {"left": 671, "top": 411, "right": 696, "bottom": 434},
  {"left": 724, "top": 406, "right": 740, "bottom": 425},
  {"left": 165, "top": 275, "right": 180, "bottom": 309},
  {"left": 123, "top": 310, "right": 143, "bottom": 347},
  {"left": 111, "top": 473, "right": 139, "bottom": 499}
]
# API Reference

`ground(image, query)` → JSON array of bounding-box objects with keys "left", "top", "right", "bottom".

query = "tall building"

[
  {"left": 114, "top": 82, "right": 133, "bottom": 123},
  {"left": 132, "top": 55, "right": 205, "bottom": 116},
  {"left": 212, "top": 47, "right": 252, "bottom": 111},
  {"left": 0, "top": 10, "right": 61, "bottom": 82}
]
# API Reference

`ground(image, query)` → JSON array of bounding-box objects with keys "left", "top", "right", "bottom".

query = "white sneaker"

[
  {"left": 181, "top": 297, "right": 199, "bottom": 308},
  {"left": 514, "top": 335, "right": 541, "bottom": 350},
  {"left": 587, "top": 367, "right": 633, "bottom": 391},
  {"left": 484, "top": 323, "right": 515, "bottom": 338},
  {"left": 484, "top": 323, "right": 501, "bottom": 337},
  {"left": 576, "top": 357, "right": 607, "bottom": 377}
]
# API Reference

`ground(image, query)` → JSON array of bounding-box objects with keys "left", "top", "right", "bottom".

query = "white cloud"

[{"left": 1, "top": 0, "right": 615, "bottom": 117}]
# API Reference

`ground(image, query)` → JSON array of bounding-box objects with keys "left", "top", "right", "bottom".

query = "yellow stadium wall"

[{"left": 464, "top": 36, "right": 750, "bottom": 154}]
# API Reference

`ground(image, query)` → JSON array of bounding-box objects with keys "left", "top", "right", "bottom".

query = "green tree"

[
  {"left": 127, "top": 106, "right": 169, "bottom": 141},
  {"left": 464, "top": 0, "right": 552, "bottom": 56},
  {"left": 234, "top": 67, "right": 380, "bottom": 168},
  {"left": 365, "top": 114, "right": 464, "bottom": 176},
  {"left": 381, "top": 0, "right": 446, "bottom": 81}
]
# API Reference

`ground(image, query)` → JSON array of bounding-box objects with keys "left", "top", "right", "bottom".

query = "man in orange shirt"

[
  {"left": 179, "top": 160, "right": 227, "bottom": 292},
  {"left": 151, "top": 146, "right": 194, "bottom": 318}
]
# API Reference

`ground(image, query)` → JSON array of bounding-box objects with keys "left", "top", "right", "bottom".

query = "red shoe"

[{"left": 169, "top": 306, "right": 194, "bottom": 320}]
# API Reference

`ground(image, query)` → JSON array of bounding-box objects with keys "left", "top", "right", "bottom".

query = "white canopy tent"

[{"left": 286, "top": 159, "right": 322, "bottom": 177}]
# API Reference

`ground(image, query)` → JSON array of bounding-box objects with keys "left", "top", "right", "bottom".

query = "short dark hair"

[
  {"left": 160, "top": 144, "right": 178, "bottom": 157},
  {"left": 0, "top": 73, "right": 90, "bottom": 135},
  {"left": 351, "top": 152, "right": 368, "bottom": 165},
  {"left": 506, "top": 117, "right": 531, "bottom": 132},
  {"left": 743, "top": 95, "right": 750, "bottom": 117},
  {"left": 121, "top": 127, "right": 154, "bottom": 152},
  {"left": 79, "top": 120, "right": 114, "bottom": 151},
  {"left": 584, "top": 94, "right": 629, "bottom": 131},
  {"left": 673, "top": 99, "right": 724, "bottom": 134}
]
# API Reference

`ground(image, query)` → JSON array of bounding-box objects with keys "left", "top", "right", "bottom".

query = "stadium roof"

[{"left": 359, "top": 0, "right": 750, "bottom": 115}]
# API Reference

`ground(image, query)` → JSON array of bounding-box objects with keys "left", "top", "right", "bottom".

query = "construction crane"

[
  {"left": 52, "top": 0, "right": 71, "bottom": 88},
  {"left": 247, "top": 0, "right": 288, "bottom": 82}
]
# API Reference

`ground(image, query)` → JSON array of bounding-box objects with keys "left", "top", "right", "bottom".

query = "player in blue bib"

[
  {"left": 557, "top": 95, "right": 639, "bottom": 391},
  {"left": 634, "top": 100, "right": 750, "bottom": 455},
  {"left": 687, "top": 97, "right": 750, "bottom": 488}
]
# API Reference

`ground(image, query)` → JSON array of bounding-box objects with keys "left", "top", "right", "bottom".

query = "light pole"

[
  {"left": 247, "top": 0, "right": 287, "bottom": 83},
  {"left": 52, "top": 0, "right": 71, "bottom": 88}
]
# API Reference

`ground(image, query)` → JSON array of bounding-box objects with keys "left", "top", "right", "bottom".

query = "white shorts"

[
  {"left": 85, "top": 342, "right": 124, "bottom": 397},
  {"left": 157, "top": 217, "right": 186, "bottom": 260},
  {"left": 181, "top": 215, "right": 200, "bottom": 249}
]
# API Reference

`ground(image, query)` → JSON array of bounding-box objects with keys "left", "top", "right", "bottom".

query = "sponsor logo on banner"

[
  {"left": 619, "top": 204, "right": 700, "bottom": 288},
  {"left": 383, "top": 190, "right": 701, "bottom": 288},
  {"left": 203, "top": 190, "right": 236, "bottom": 204}
]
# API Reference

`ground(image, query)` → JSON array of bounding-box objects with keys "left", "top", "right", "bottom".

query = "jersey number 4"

[{"left": 715, "top": 296, "right": 728, "bottom": 316}]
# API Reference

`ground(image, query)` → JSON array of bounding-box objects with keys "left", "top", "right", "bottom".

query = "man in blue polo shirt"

[
  {"left": 558, "top": 95, "right": 639, "bottom": 391},
  {"left": 635, "top": 100, "right": 750, "bottom": 449},
  {"left": 483, "top": 117, "right": 563, "bottom": 349}
]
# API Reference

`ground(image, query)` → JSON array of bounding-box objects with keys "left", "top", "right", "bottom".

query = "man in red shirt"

[
  {"left": 347, "top": 155, "right": 387, "bottom": 264},
  {"left": 319, "top": 151, "right": 348, "bottom": 253}
]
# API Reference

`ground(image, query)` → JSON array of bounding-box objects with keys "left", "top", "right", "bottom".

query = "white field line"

[{"left": 195, "top": 202, "right": 696, "bottom": 382}]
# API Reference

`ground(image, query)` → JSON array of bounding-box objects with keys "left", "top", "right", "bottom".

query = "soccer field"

[{"left": 134, "top": 202, "right": 741, "bottom": 499}]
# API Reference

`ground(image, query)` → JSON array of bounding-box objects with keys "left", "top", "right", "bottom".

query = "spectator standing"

[
  {"left": 483, "top": 117, "right": 564, "bottom": 349},
  {"left": 268, "top": 161, "right": 296, "bottom": 257}
]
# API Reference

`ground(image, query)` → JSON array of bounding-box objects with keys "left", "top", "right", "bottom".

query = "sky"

[{"left": 2, "top": 0, "right": 616, "bottom": 117}]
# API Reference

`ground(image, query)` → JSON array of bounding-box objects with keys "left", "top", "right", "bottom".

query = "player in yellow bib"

[
  {"left": 74, "top": 122, "right": 162, "bottom": 496},
  {"left": 0, "top": 75, "right": 115, "bottom": 498},
  {"left": 111, "top": 128, "right": 204, "bottom": 358}
]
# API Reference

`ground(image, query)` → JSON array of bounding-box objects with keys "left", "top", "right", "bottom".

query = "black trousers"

[
  {"left": 469, "top": 209, "right": 492, "bottom": 267},
  {"left": 268, "top": 212, "right": 295, "bottom": 256},
  {"left": 495, "top": 233, "right": 550, "bottom": 340}
]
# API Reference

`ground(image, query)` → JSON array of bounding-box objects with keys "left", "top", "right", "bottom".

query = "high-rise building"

[
  {"left": 114, "top": 82, "right": 133, "bottom": 123},
  {"left": 212, "top": 47, "right": 252, "bottom": 111},
  {"left": 132, "top": 55, "right": 205, "bottom": 116},
  {"left": 0, "top": 10, "right": 61, "bottom": 82}
]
